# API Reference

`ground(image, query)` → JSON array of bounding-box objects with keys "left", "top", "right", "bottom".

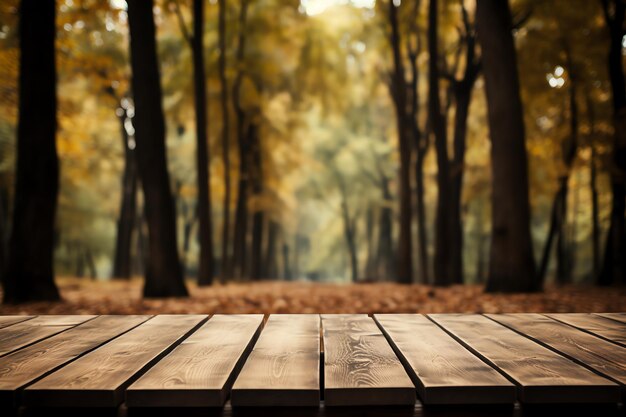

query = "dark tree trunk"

[
  {"left": 414, "top": 155, "right": 429, "bottom": 283},
  {"left": 3, "top": 0, "right": 60, "bottom": 303},
  {"left": 336, "top": 169, "right": 358, "bottom": 282},
  {"left": 263, "top": 220, "right": 279, "bottom": 279},
  {"left": 388, "top": 0, "right": 413, "bottom": 284},
  {"left": 85, "top": 247, "right": 97, "bottom": 280},
  {"left": 282, "top": 243, "right": 292, "bottom": 281},
  {"left": 429, "top": 0, "right": 454, "bottom": 286},
  {"left": 448, "top": 5, "right": 481, "bottom": 286},
  {"left": 112, "top": 105, "right": 138, "bottom": 279},
  {"left": 250, "top": 124, "right": 264, "bottom": 281},
  {"left": 0, "top": 188, "right": 8, "bottom": 285},
  {"left": 231, "top": 0, "right": 251, "bottom": 280},
  {"left": 218, "top": 0, "right": 232, "bottom": 281},
  {"left": 586, "top": 90, "right": 601, "bottom": 282},
  {"left": 364, "top": 205, "right": 375, "bottom": 280},
  {"left": 538, "top": 43, "right": 578, "bottom": 286},
  {"left": 127, "top": 0, "right": 187, "bottom": 297},
  {"left": 377, "top": 179, "right": 394, "bottom": 280},
  {"left": 406, "top": 0, "right": 430, "bottom": 285},
  {"left": 476, "top": 0, "right": 537, "bottom": 292},
  {"left": 449, "top": 86, "right": 470, "bottom": 286},
  {"left": 192, "top": 0, "right": 215, "bottom": 286},
  {"left": 231, "top": 131, "right": 250, "bottom": 279},
  {"left": 599, "top": 0, "right": 626, "bottom": 286}
]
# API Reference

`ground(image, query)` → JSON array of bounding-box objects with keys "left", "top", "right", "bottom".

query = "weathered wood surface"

[
  {"left": 0, "top": 315, "right": 35, "bottom": 329},
  {"left": 23, "top": 315, "right": 207, "bottom": 407},
  {"left": 126, "top": 315, "right": 264, "bottom": 407},
  {"left": 487, "top": 314, "right": 626, "bottom": 388},
  {"left": 322, "top": 314, "right": 415, "bottom": 406},
  {"left": 231, "top": 314, "right": 320, "bottom": 407},
  {"left": 430, "top": 314, "right": 620, "bottom": 403},
  {"left": 0, "top": 315, "right": 150, "bottom": 407},
  {"left": 0, "top": 315, "right": 96, "bottom": 357},
  {"left": 374, "top": 314, "right": 515, "bottom": 405},
  {"left": 594, "top": 313, "right": 626, "bottom": 326},
  {"left": 547, "top": 313, "right": 626, "bottom": 347}
]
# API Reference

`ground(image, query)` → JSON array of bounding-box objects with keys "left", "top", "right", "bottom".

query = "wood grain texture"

[
  {"left": 487, "top": 314, "right": 626, "bottom": 388},
  {"left": 23, "top": 314, "right": 207, "bottom": 407},
  {"left": 0, "top": 315, "right": 150, "bottom": 407},
  {"left": 594, "top": 313, "right": 626, "bottom": 326},
  {"left": 231, "top": 314, "right": 320, "bottom": 407},
  {"left": 430, "top": 314, "right": 620, "bottom": 404},
  {"left": 322, "top": 314, "right": 415, "bottom": 406},
  {"left": 547, "top": 313, "right": 626, "bottom": 347},
  {"left": 0, "top": 316, "right": 96, "bottom": 357},
  {"left": 126, "top": 314, "right": 264, "bottom": 407},
  {"left": 373, "top": 314, "right": 515, "bottom": 405},
  {"left": 0, "top": 316, "right": 35, "bottom": 329}
]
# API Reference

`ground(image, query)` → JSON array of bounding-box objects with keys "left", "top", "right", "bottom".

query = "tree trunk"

[
  {"left": 364, "top": 205, "right": 375, "bottom": 280},
  {"left": 586, "top": 90, "right": 601, "bottom": 282},
  {"left": 3, "top": 0, "right": 60, "bottom": 303},
  {"left": 263, "top": 220, "right": 279, "bottom": 279},
  {"left": 0, "top": 188, "right": 8, "bottom": 285},
  {"left": 193, "top": 0, "right": 215, "bottom": 286},
  {"left": 449, "top": 87, "right": 470, "bottom": 286},
  {"left": 282, "top": 243, "right": 292, "bottom": 281},
  {"left": 538, "top": 42, "right": 578, "bottom": 287},
  {"left": 429, "top": 0, "right": 454, "bottom": 286},
  {"left": 250, "top": 123, "right": 264, "bottom": 281},
  {"left": 407, "top": 0, "right": 429, "bottom": 286},
  {"left": 231, "top": 130, "right": 250, "bottom": 279},
  {"left": 127, "top": 0, "right": 187, "bottom": 297},
  {"left": 388, "top": 0, "right": 413, "bottom": 284},
  {"left": 599, "top": 0, "right": 626, "bottom": 286},
  {"left": 218, "top": 0, "right": 232, "bottom": 281},
  {"left": 377, "top": 179, "right": 394, "bottom": 280},
  {"left": 112, "top": 105, "right": 138, "bottom": 279},
  {"left": 476, "top": 0, "right": 537, "bottom": 292}
]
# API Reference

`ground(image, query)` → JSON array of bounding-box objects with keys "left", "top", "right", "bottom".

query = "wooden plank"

[
  {"left": 373, "top": 314, "right": 515, "bottom": 405},
  {"left": 487, "top": 314, "right": 626, "bottom": 389},
  {"left": 126, "top": 314, "right": 264, "bottom": 407},
  {"left": 594, "top": 313, "right": 626, "bottom": 326},
  {"left": 231, "top": 314, "right": 320, "bottom": 407},
  {"left": 430, "top": 314, "right": 620, "bottom": 404},
  {"left": 547, "top": 313, "right": 626, "bottom": 347},
  {"left": 322, "top": 314, "right": 415, "bottom": 406},
  {"left": 23, "top": 314, "right": 207, "bottom": 407},
  {"left": 0, "top": 315, "right": 96, "bottom": 357},
  {"left": 0, "top": 315, "right": 151, "bottom": 407},
  {"left": 0, "top": 316, "right": 35, "bottom": 329}
]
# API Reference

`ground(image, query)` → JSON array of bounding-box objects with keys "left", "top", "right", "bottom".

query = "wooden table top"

[{"left": 0, "top": 313, "right": 624, "bottom": 416}]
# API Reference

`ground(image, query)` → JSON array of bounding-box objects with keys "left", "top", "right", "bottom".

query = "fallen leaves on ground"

[{"left": 0, "top": 278, "right": 624, "bottom": 315}]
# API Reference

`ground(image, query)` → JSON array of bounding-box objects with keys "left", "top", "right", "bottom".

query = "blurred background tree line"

[{"left": 0, "top": 0, "right": 624, "bottom": 302}]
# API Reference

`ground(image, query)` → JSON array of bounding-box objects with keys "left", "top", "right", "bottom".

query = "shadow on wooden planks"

[{"left": 10, "top": 403, "right": 624, "bottom": 417}]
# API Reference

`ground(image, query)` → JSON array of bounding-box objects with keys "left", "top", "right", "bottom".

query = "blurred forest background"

[{"left": 0, "top": 0, "right": 625, "bottom": 310}]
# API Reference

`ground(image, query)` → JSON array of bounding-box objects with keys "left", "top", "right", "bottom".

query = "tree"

[
  {"left": 231, "top": 0, "right": 251, "bottom": 279},
  {"left": 127, "top": 0, "right": 187, "bottom": 297},
  {"left": 429, "top": 0, "right": 455, "bottom": 286},
  {"left": 538, "top": 41, "right": 579, "bottom": 286},
  {"left": 218, "top": 0, "right": 232, "bottom": 280},
  {"left": 2, "top": 0, "right": 60, "bottom": 303},
  {"left": 443, "top": 1, "right": 482, "bottom": 286},
  {"left": 599, "top": 0, "right": 626, "bottom": 286},
  {"left": 387, "top": 0, "right": 413, "bottom": 284},
  {"left": 111, "top": 95, "right": 138, "bottom": 279},
  {"left": 476, "top": 0, "right": 537, "bottom": 292},
  {"left": 172, "top": 0, "right": 215, "bottom": 285}
]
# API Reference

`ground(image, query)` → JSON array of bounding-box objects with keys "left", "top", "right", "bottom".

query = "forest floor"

[{"left": 0, "top": 278, "right": 624, "bottom": 314}]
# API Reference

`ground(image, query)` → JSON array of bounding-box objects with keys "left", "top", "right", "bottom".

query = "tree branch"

[{"left": 172, "top": 0, "right": 192, "bottom": 47}]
